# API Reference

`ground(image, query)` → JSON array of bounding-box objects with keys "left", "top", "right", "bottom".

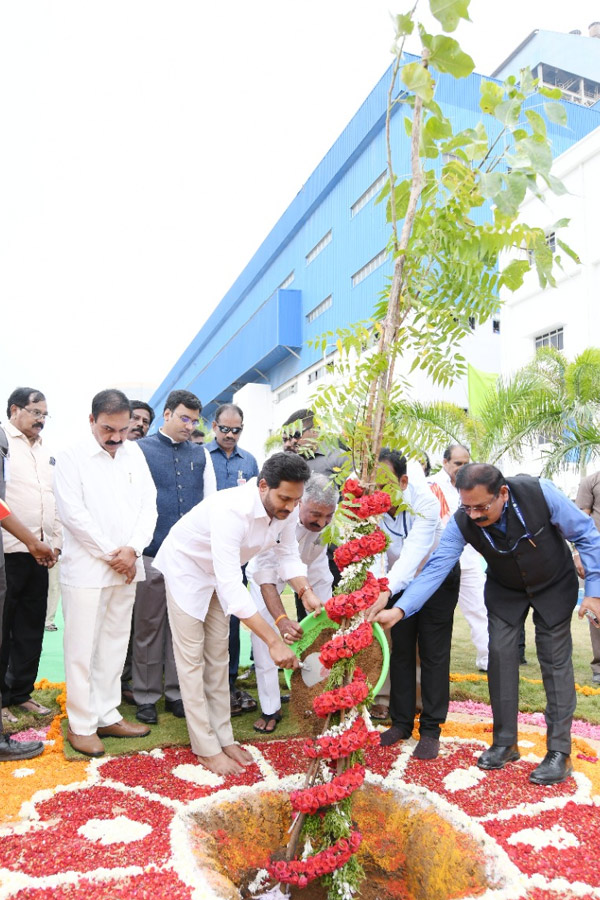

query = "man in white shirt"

[
  {"left": 247, "top": 473, "right": 337, "bottom": 733},
  {"left": 368, "top": 449, "right": 460, "bottom": 760},
  {"left": 54, "top": 390, "right": 158, "bottom": 758},
  {"left": 1, "top": 387, "right": 61, "bottom": 721},
  {"left": 431, "top": 444, "right": 489, "bottom": 671},
  {"left": 154, "top": 452, "right": 321, "bottom": 776}
]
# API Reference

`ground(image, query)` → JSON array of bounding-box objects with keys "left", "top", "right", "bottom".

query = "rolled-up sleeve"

[{"left": 210, "top": 506, "right": 259, "bottom": 618}]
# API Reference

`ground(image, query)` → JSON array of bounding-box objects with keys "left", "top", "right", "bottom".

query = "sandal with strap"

[{"left": 253, "top": 711, "right": 282, "bottom": 733}]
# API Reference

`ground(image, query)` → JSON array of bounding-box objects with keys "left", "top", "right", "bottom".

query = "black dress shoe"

[
  {"left": 136, "top": 703, "right": 158, "bottom": 724},
  {"left": 529, "top": 751, "right": 573, "bottom": 785},
  {"left": 477, "top": 743, "right": 520, "bottom": 770},
  {"left": 230, "top": 692, "right": 243, "bottom": 717},
  {"left": 165, "top": 698, "right": 185, "bottom": 718},
  {"left": 280, "top": 694, "right": 290, "bottom": 704},
  {"left": 0, "top": 734, "right": 44, "bottom": 761}
]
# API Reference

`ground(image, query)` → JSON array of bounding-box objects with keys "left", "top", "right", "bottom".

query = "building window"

[
  {"left": 306, "top": 230, "right": 332, "bottom": 265},
  {"left": 307, "top": 362, "right": 334, "bottom": 385},
  {"left": 351, "top": 171, "right": 387, "bottom": 217},
  {"left": 492, "top": 319, "right": 501, "bottom": 334},
  {"left": 351, "top": 249, "right": 388, "bottom": 287},
  {"left": 277, "top": 382, "right": 298, "bottom": 403},
  {"left": 306, "top": 295, "right": 332, "bottom": 324},
  {"left": 535, "top": 327, "right": 563, "bottom": 352},
  {"left": 279, "top": 271, "right": 295, "bottom": 290}
]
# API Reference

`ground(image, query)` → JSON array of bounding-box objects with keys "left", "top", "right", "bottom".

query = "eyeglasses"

[
  {"left": 458, "top": 496, "right": 499, "bottom": 515},
  {"left": 216, "top": 424, "right": 243, "bottom": 435},
  {"left": 283, "top": 432, "right": 301, "bottom": 441},
  {"left": 23, "top": 407, "right": 50, "bottom": 420},
  {"left": 174, "top": 411, "right": 201, "bottom": 427}
]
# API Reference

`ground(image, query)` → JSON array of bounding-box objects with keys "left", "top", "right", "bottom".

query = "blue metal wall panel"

[
  {"left": 150, "top": 47, "right": 600, "bottom": 416},
  {"left": 493, "top": 30, "right": 600, "bottom": 83}
]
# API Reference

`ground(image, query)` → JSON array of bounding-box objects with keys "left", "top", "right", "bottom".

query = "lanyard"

[
  {"left": 481, "top": 491, "right": 542, "bottom": 555},
  {"left": 385, "top": 510, "right": 408, "bottom": 540}
]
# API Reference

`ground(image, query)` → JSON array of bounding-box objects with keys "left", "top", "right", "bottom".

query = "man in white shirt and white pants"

[
  {"left": 154, "top": 452, "right": 322, "bottom": 776},
  {"left": 55, "top": 390, "right": 158, "bottom": 758},
  {"left": 247, "top": 473, "right": 337, "bottom": 733}
]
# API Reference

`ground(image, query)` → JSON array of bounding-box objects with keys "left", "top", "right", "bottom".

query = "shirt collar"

[
  {"left": 4, "top": 420, "right": 42, "bottom": 445},
  {"left": 86, "top": 431, "right": 130, "bottom": 459},
  {"left": 207, "top": 442, "right": 244, "bottom": 459},
  {"left": 248, "top": 478, "right": 271, "bottom": 522},
  {"left": 158, "top": 428, "right": 182, "bottom": 445}
]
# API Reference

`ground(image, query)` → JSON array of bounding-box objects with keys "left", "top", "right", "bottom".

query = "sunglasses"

[{"left": 217, "top": 424, "right": 243, "bottom": 435}]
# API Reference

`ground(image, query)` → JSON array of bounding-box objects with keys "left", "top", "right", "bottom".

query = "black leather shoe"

[
  {"left": 0, "top": 734, "right": 44, "bottom": 761},
  {"left": 529, "top": 751, "right": 573, "bottom": 785},
  {"left": 165, "top": 698, "right": 185, "bottom": 718},
  {"left": 136, "top": 703, "right": 158, "bottom": 725},
  {"left": 477, "top": 743, "right": 520, "bottom": 770},
  {"left": 230, "top": 692, "right": 243, "bottom": 717}
]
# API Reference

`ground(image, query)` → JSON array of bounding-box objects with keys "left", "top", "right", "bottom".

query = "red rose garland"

[
  {"left": 270, "top": 477, "right": 388, "bottom": 896},
  {"left": 319, "top": 621, "right": 374, "bottom": 668},
  {"left": 268, "top": 830, "right": 363, "bottom": 887},
  {"left": 333, "top": 529, "right": 388, "bottom": 570},
  {"left": 312, "top": 669, "right": 370, "bottom": 717},
  {"left": 325, "top": 572, "right": 389, "bottom": 624},
  {"left": 303, "top": 716, "right": 380, "bottom": 760},
  {"left": 290, "top": 764, "right": 366, "bottom": 815}
]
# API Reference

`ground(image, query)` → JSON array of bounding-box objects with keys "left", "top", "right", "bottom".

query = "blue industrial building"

[{"left": 150, "top": 32, "right": 600, "bottom": 452}]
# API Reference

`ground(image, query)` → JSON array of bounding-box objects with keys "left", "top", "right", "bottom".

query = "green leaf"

[
  {"left": 502, "top": 170, "right": 528, "bottom": 207},
  {"left": 499, "top": 259, "right": 530, "bottom": 291},
  {"left": 429, "top": 0, "right": 471, "bottom": 32},
  {"left": 541, "top": 172, "right": 568, "bottom": 195},
  {"left": 539, "top": 85, "right": 562, "bottom": 100},
  {"left": 543, "top": 102, "right": 568, "bottom": 126},
  {"left": 520, "top": 67, "right": 537, "bottom": 95},
  {"left": 424, "top": 112, "right": 453, "bottom": 139},
  {"left": 428, "top": 35, "right": 474, "bottom": 78},
  {"left": 480, "top": 79, "right": 504, "bottom": 114},
  {"left": 394, "top": 13, "right": 414, "bottom": 37},
  {"left": 525, "top": 109, "right": 547, "bottom": 138},
  {"left": 479, "top": 172, "right": 503, "bottom": 199},
  {"left": 401, "top": 62, "right": 434, "bottom": 102},
  {"left": 517, "top": 135, "right": 553, "bottom": 173},
  {"left": 556, "top": 237, "right": 581, "bottom": 265},
  {"left": 494, "top": 98, "right": 521, "bottom": 127}
]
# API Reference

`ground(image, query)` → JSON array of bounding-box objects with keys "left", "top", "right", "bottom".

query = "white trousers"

[
  {"left": 45, "top": 562, "right": 61, "bottom": 627},
  {"left": 61, "top": 583, "right": 136, "bottom": 735},
  {"left": 458, "top": 564, "right": 489, "bottom": 670},
  {"left": 248, "top": 581, "right": 281, "bottom": 716},
  {"left": 167, "top": 588, "right": 233, "bottom": 757}
]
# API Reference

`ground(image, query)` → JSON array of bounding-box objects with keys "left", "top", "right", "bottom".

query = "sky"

[{"left": 2, "top": 0, "right": 599, "bottom": 449}]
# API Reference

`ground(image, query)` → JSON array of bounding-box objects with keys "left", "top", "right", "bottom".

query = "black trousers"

[
  {"left": 487, "top": 607, "right": 575, "bottom": 753},
  {"left": 0, "top": 553, "right": 48, "bottom": 706},
  {"left": 389, "top": 564, "right": 460, "bottom": 739}
]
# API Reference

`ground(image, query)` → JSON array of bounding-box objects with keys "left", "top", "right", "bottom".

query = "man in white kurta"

[
  {"left": 247, "top": 474, "right": 337, "bottom": 731},
  {"left": 431, "top": 444, "right": 489, "bottom": 671},
  {"left": 153, "top": 452, "right": 321, "bottom": 776},
  {"left": 54, "top": 390, "right": 157, "bottom": 757}
]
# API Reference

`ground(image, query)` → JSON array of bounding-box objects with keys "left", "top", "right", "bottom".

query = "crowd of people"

[{"left": 0, "top": 389, "right": 599, "bottom": 789}]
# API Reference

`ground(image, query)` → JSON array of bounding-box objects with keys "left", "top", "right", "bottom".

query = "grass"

[{"left": 13, "top": 597, "right": 600, "bottom": 759}]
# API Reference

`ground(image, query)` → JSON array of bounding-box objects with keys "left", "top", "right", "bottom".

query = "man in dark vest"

[{"left": 370, "top": 463, "right": 600, "bottom": 786}]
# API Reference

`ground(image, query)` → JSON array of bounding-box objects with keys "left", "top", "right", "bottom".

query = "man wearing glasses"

[
  {"left": 370, "top": 463, "right": 600, "bottom": 786},
  {"left": 1, "top": 388, "right": 61, "bottom": 724},
  {"left": 206, "top": 404, "right": 259, "bottom": 717},
  {"left": 132, "top": 390, "right": 217, "bottom": 726}
]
